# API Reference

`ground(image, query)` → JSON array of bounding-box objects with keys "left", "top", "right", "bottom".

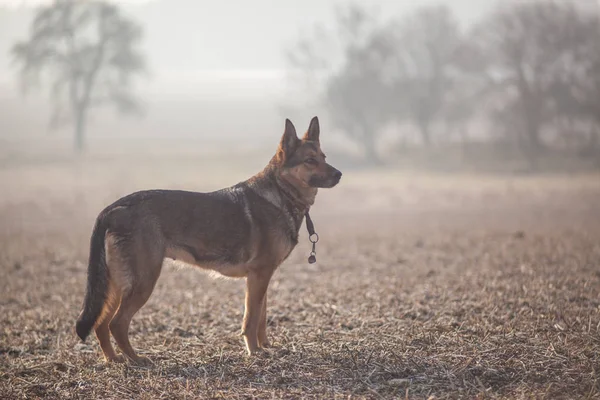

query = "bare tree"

[
  {"left": 284, "top": 4, "right": 392, "bottom": 164},
  {"left": 387, "top": 5, "right": 465, "bottom": 146},
  {"left": 12, "top": 0, "right": 146, "bottom": 153},
  {"left": 478, "top": 1, "right": 593, "bottom": 158},
  {"left": 325, "top": 30, "right": 394, "bottom": 164},
  {"left": 546, "top": 7, "right": 600, "bottom": 154},
  {"left": 441, "top": 31, "right": 492, "bottom": 149},
  {"left": 285, "top": 3, "right": 472, "bottom": 159}
]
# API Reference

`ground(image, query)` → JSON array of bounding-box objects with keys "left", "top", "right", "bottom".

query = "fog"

[
  {"left": 0, "top": 0, "right": 598, "bottom": 173},
  {"left": 0, "top": 0, "right": 495, "bottom": 156}
]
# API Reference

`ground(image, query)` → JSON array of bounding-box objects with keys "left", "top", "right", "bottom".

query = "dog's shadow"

[{"left": 116, "top": 342, "right": 529, "bottom": 398}]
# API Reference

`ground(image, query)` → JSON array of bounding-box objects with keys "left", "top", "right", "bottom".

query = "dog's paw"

[
  {"left": 258, "top": 347, "right": 275, "bottom": 358},
  {"left": 105, "top": 355, "right": 126, "bottom": 364},
  {"left": 245, "top": 345, "right": 264, "bottom": 356},
  {"left": 246, "top": 346, "right": 274, "bottom": 358},
  {"left": 130, "top": 356, "right": 154, "bottom": 367},
  {"left": 245, "top": 348, "right": 259, "bottom": 356}
]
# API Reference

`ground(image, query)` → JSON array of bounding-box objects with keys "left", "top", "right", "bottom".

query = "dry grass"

[{"left": 1, "top": 155, "right": 600, "bottom": 399}]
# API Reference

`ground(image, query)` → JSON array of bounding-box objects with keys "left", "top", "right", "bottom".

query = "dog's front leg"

[
  {"left": 242, "top": 269, "right": 272, "bottom": 355},
  {"left": 258, "top": 292, "right": 269, "bottom": 348}
]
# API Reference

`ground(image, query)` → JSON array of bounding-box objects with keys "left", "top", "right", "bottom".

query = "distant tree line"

[{"left": 284, "top": 1, "right": 600, "bottom": 166}]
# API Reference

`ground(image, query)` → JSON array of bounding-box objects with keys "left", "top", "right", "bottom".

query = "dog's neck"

[
  {"left": 246, "top": 163, "right": 317, "bottom": 214},
  {"left": 274, "top": 174, "right": 317, "bottom": 213}
]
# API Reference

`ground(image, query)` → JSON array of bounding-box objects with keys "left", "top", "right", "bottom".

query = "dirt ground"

[{"left": 1, "top": 156, "right": 600, "bottom": 399}]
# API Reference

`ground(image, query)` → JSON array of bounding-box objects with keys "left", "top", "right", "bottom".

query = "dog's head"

[{"left": 275, "top": 117, "right": 342, "bottom": 189}]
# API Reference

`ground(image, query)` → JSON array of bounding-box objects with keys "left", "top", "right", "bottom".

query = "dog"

[{"left": 75, "top": 117, "right": 342, "bottom": 365}]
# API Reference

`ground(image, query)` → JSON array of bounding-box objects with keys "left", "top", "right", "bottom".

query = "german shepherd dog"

[{"left": 75, "top": 117, "right": 341, "bottom": 365}]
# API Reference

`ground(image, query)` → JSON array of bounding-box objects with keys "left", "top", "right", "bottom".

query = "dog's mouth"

[{"left": 309, "top": 172, "right": 342, "bottom": 188}]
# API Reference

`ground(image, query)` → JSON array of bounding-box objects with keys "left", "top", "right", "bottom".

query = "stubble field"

[{"left": 1, "top": 153, "right": 600, "bottom": 399}]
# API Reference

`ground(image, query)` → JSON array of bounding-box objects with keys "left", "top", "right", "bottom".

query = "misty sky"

[
  {"left": 0, "top": 0, "right": 494, "bottom": 83},
  {"left": 0, "top": 0, "right": 497, "bottom": 143},
  {"left": 1, "top": 0, "right": 598, "bottom": 148}
]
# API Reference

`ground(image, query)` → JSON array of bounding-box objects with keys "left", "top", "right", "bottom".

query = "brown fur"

[{"left": 75, "top": 117, "right": 341, "bottom": 365}]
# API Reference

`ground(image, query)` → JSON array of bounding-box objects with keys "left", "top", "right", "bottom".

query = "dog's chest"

[
  {"left": 270, "top": 230, "right": 298, "bottom": 266},
  {"left": 233, "top": 215, "right": 300, "bottom": 273}
]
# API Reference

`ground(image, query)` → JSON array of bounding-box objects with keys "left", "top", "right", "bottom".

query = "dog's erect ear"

[
  {"left": 303, "top": 116, "right": 320, "bottom": 142},
  {"left": 279, "top": 118, "right": 299, "bottom": 159}
]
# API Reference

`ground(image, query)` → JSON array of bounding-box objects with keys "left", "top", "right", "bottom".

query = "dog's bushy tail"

[{"left": 75, "top": 216, "right": 109, "bottom": 342}]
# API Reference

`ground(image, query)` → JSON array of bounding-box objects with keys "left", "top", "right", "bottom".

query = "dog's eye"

[{"left": 304, "top": 158, "right": 318, "bottom": 166}]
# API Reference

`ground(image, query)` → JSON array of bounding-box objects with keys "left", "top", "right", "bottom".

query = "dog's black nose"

[{"left": 334, "top": 170, "right": 342, "bottom": 180}]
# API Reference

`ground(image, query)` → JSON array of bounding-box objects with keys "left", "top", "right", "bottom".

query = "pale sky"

[
  {"left": 0, "top": 0, "right": 584, "bottom": 142},
  {"left": 0, "top": 0, "right": 494, "bottom": 78},
  {"left": 0, "top": 0, "right": 147, "bottom": 5}
]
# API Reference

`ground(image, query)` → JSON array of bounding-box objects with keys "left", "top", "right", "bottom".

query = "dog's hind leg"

[
  {"left": 242, "top": 269, "right": 273, "bottom": 355},
  {"left": 109, "top": 289, "right": 155, "bottom": 366},
  {"left": 106, "top": 232, "right": 164, "bottom": 366},
  {"left": 94, "top": 283, "right": 123, "bottom": 363}
]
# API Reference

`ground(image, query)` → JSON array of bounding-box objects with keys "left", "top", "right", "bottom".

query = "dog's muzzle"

[{"left": 332, "top": 170, "right": 342, "bottom": 185}]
